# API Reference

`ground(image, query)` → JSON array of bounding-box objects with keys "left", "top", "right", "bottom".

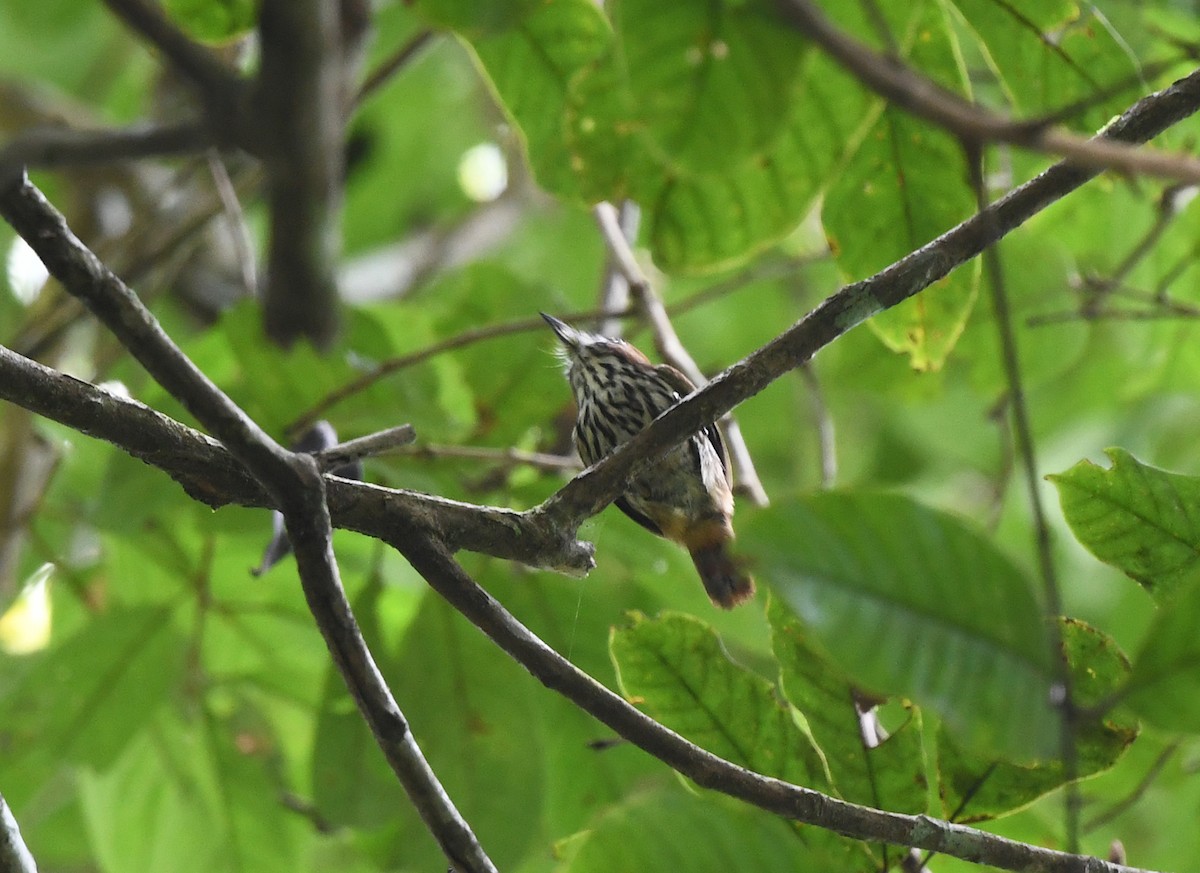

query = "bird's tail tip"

[{"left": 689, "top": 543, "right": 755, "bottom": 609}]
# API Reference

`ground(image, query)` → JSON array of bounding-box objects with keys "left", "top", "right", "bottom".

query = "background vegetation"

[{"left": 4, "top": 0, "right": 1200, "bottom": 871}]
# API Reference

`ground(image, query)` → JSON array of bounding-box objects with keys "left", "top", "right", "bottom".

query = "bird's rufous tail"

[{"left": 689, "top": 542, "right": 755, "bottom": 609}]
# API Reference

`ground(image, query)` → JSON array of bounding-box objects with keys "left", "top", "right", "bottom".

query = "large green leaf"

[
  {"left": 936, "top": 618, "right": 1137, "bottom": 822},
  {"left": 743, "top": 492, "right": 1058, "bottom": 760},
  {"left": 767, "top": 597, "right": 928, "bottom": 814},
  {"left": 823, "top": 4, "right": 979, "bottom": 370},
  {"left": 556, "top": 788, "right": 872, "bottom": 873},
  {"left": 0, "top": 605, "right": 186, "bottom": 768},
  {"left": 78, "top": 707, "right": 306, "bottom": 873},
  {"left": 1126, "top": 571, "right": 1200, "bottom": 731},
  {"left": 1050, "top": 447, "right": 1200, "bottom": 604},
  {"left": 454, "top": 0, "right": 868, "bottom": 272},
  {"left": 947, "top": 0, "right": 1138, "bottom": 126},
  {"left": 572, "top": 1, "right": 863, "bottom": 272},
  {"left": 467, "top": 0, "right": 613, "bottom": 200},
  {"left": 610, "top": 611, "right": 829, "bottom": 789}
]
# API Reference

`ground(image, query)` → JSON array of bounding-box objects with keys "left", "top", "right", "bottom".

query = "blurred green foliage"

[{"left": 3, "top": 0, "right": 1200, "bottom": 871}]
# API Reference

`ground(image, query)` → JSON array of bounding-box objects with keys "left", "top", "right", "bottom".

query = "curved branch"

[
  {"left": 776, "top": 0, "right": 1200, "bottom": 182},
  {"left": 389, "top": 533, "right": 1156, "bottom": 873}
]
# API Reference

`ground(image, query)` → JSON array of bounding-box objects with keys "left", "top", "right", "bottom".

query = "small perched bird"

[{"left": 543, "top": 313, "right": 754, "bottom": 608}]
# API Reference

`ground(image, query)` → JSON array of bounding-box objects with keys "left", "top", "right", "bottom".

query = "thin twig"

[
  {"left": 593, "top": 201, "right": 770, "bottom": 507},
  {"left": 315, "top": 424, "right": 418, "bottom": 470},
  {"left": 964, "top": 142, "right": 1079, "bottom": 851},
  {"left": 286, "top": 305, "right": 633, "bottom": 435},
  {"left": 205, "top": 149, "right": 257, "bottom": 295},
  {"left": 597, "top": 200, "right": 640, "bottom": 338},
  {"left": 1083, "top": 742, "right": 1180, "bottom": 833},
  {"left": 799, "top": 363, "right": 837, "bottom": 488},
  {"left": 777, "top": 0, "right": 1200, "bottom": 183},
  {"left": 356, "top": 29, "right": 437, "bottom": 105}
]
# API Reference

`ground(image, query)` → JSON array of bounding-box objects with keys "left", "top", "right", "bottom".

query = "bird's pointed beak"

[{"left": 541, "top": 312, "right": 579, "bottom": 349}]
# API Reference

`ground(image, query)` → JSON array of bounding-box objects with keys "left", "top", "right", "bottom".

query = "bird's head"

[{"left": 541, "top": 312, "right": 651, "bottom": 399}]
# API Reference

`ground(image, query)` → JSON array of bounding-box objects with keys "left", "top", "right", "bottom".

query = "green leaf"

[
  {"left": 609, "top": 611, "right": 829, "bottom": 788},
  {"left": 947, "top": 0, "right": 1137, "bottom": 126},
  {"left": 313, "top": 584, "right": 543, "bottom": 870},
  {"left": 468, "top": 0, "right": 614, "bottom": 199},
  {"left": 824, "top": 5, "right": 978, "bottom": 370},
  {"left": 162, "top": 0, "right": 255, "bottom": 42},
  {"left": 767, "top": 597, "right": 929, "bottom": 814},
  {"left": 743, "top": 492, "right": 1057, "bottom": 760},
  {"left": 606, "top": 0, "right": 805, "bottom": 176},
  {"left": 936, "top": 618, "right": 1137, "bottom": 822},
  {"left": 557, "top": 788, "right": 872, "bottom": 873},
  {"left": 1050, "top": 447, "right": 1200, "bottom": 603},
  {"left": 1126, "top": 571, "right": 1200, "bottom": 731},
  {"left": 0, "top": 605, "right": 186, "bottom": 768},
  {"left": 78, "top": 707, "right": 306, "bottom": 873},
  {"left": 567, "top": 2, "right": 863, "bottom": 272}
]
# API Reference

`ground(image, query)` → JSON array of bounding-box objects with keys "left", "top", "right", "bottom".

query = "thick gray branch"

[{"left": 0, "top": 345, "right": 593, "bottom": 572}]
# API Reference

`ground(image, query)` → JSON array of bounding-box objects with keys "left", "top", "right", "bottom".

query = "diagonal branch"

[
  {"left": 0, "top": 176, "right": 497, "bottom": 873},
  {"left": 0, "top": 343, "right": 594, "bottom": 574},
  {"left": 101, "top": 0, "right": 245, "bottom": 111},
  {"left": 539, "top": 65, "right": 1200, "bottom": 534},
  {"left": 0, "top": 789, "right": 36, "bottom": 873},
  {"left": 389, "top": 532, "right": 1156, "bottom": 873},
  {"left": 776, "top": 0, "right": 1200, "bottom": 182}
]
